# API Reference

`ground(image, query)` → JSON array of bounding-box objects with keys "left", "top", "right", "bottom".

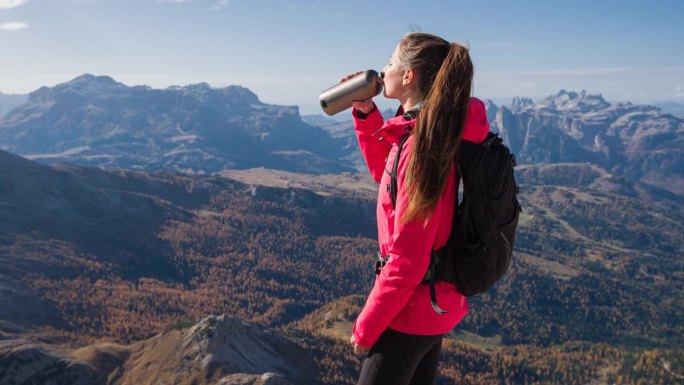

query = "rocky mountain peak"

[
  {"left": 166, "top": 314, "right": 317, "bottom": 384},
  {"left": 536, "top": 89, "right": 610, "bottom": 112},
  {"left": 216, "top": 85, "right": 261, "bottom": 106},
  {"left": 483, "top": 99, "right": 499, "bottom": 123},
  {"left": 183, "top": 316, "right": 292, "bottom": 369},
  {"left": 69, "top": 73, "right": 120, "bottom": 87},
  {"left": 0, "top": 315, "right": 317, "bottom": 385},
  {"left": 28, "top": 74, "right": 127, "bottom": 104},
  {"left": 56, "top": 74, "right": 127, "bottom": 96},
  {"left": 173, "top": 83, "right": 259, "bottom": 104},
  {"left": 510, "top": 96, "right": 534, "bottom": 112}
]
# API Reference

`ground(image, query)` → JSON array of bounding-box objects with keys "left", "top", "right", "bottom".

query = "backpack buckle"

[{"left": 375, "top": 252, "right": 388, "bottom": 275}]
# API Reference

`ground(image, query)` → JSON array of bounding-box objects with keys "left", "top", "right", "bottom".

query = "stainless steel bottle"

[{"left": 319, "top": 70, "right": 383, "bottom": 116}]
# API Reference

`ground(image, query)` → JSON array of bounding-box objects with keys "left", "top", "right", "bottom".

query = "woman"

[{"left": 344, "top": 32, "right": 490, "bottom": 384}]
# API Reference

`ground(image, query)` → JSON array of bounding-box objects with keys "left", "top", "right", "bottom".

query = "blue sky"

[{"left": 1, "top": 0, "right": 683, "bottom": 114}]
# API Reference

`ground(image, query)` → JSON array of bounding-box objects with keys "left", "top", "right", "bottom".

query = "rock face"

[
  {"left": 171, "top": 315, "right": 316, "bottom": 385},
  {"left": 489, "top": 90, "right": 684, "bottom": 195},
  {"left": 0, "top": 74, "right": 352, "bottom": 174},
  {"left": 0, "top": 315, "right": 318, "bottom": 385}
]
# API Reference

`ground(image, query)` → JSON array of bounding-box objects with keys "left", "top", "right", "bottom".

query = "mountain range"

[
  {"left": 0, "top": 75, "right": 352, "bottom": 174},
  {"left": 2, "top": 75, "right": 682, "bottom": 197},
  {"left": 490, "top": 90, "right": 684, "bottom": 195},
  {"left": 1, "top": 77, "right": 683, "bottom": 384}
]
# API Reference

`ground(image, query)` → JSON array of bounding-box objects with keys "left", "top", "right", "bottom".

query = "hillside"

[
  {"left": 0, "top": 149, "right": 378, "bottom": 342},
  {"left": 1, "top": 141, "right": 683, "bottom": 383},
  {"left": 1, "top": 150, "right": 683, "bottom": 384}
]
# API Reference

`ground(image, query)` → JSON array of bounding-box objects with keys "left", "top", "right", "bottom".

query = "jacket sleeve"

[
  {"left": 352, "top": 138, "right": 442, "bottom": 348},
  {"left": 353, "top": 106, "right": 391, "bottom": 183}
]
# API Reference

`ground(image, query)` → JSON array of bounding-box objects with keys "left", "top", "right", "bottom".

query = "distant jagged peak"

[
  {"left": 217, "top": 85, "right": 261, "bottom": 104},
  {"left": 482, "top": 99, "right": 499, "bottom": 124},
  {"left": 536, "top": 89, "right": 611, "bottom": 112},
  {"left": 183, "top": 81, "right": 212, "bottom": 90},
  {"left": 69, "top": 73, "right": 121, "bottom": 86},
  {"left": 510, "top": 96, "right": 534, "bottom": 112},
  {"left": 28, "top": 73, "right": 128, "bottom": 103},
  {"left": 483, "top": 98, "right": 499, "bottom": 111},
  {"left": 164, "top": 82, "right": 262, "bottom": 105},
  {"left": 56, "top": 74, "right": 128, "bottom": 94}
]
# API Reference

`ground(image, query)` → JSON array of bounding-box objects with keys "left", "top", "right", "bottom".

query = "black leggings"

[{"left": 357, "top": 328, "right": 443, "bottom": 385}]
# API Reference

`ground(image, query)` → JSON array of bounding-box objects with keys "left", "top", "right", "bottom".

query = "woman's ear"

[{"left": 402, "top": 68, "right": 415, "bottom": 86}]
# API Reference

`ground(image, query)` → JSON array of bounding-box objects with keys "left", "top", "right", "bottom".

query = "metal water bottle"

[{"left": 319, "top": 70, "right": 383, "bottom": 116}]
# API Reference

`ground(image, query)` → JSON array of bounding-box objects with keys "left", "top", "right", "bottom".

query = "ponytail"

[{"left": 400, "top": 34, "right": 473, "bottom": 223}]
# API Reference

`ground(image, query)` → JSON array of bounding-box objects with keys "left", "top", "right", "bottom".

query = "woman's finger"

[{"left": 340, "top": 71, "right": 364, "bottom": 83}]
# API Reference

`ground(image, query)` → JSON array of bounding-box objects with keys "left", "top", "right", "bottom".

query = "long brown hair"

[{"left": 399, "top": 32, "right": 473, "bottom": 223}]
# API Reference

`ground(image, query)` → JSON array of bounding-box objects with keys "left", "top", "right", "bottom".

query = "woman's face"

[{"left": 382, "top": 44, "right": 405, "bottom": 100}]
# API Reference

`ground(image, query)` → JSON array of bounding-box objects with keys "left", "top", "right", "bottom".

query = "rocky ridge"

[{"left": 0, "top": 315, "right": 316, "bottom": 385}]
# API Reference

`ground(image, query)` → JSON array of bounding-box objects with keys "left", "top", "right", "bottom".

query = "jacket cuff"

[
  {"left": 352, "top": 104, "right": 377, "bottom": 120},
  {"left": 352, "top": 323, "right": 373, "bottom": 348}
]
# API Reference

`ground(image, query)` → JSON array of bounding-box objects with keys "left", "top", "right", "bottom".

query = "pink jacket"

[{"left": 351, "top": 98, "right": 490, "bottom": 348}]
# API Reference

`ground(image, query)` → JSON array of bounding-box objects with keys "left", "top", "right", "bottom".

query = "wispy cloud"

[
  {"left": 0, "top": 21, "right": 27, "bottom": 30},
  {"left": 519, "top": 67, "right": 635, "bottom": 77},
  {"left": 478, "top": 42, "right": 518, "bottom": 48},
  {"left": 485, "top": 66, "right": 684, "bottom": 78},
  {"left": 675, "top": 86, "right": 684, "bottom": 97},
  {"left": 0, "top": 0, "right": 28, "bottom": 9},
  {"left": 212, "top": 0, "right": 228, "bottom": 10}
]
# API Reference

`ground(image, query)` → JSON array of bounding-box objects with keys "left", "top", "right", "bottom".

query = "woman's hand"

[
  {"left": 350, "top": 334, "right": 370, "bottom": 355},
  {"left": 340, "top": 72, "right": 375, "bottom": 114}
]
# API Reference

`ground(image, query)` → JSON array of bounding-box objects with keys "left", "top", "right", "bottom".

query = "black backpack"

[{"left": 390, "top": 132, "right": 521, "bottom": 314}]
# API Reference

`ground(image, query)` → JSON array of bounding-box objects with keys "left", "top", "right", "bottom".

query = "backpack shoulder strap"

[{"left": 390, "top": 134, "right": 411, "bottom": 208}]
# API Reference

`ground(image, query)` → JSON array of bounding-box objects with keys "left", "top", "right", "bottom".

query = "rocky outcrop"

[
  {"left": 168, "top": 315, "right": 316, "bottom": 384},
  {"left": 0, "top": 315, "right": 317, "bottom": 385}
]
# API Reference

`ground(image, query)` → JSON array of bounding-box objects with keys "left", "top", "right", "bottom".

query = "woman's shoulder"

[{"left": 462, "top": 98, "right": 490, "bottom": 143}]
